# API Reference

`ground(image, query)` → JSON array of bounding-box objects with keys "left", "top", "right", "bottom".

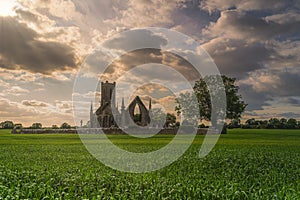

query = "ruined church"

[{"left": 90, "top": 81, "right": 151, "bottom": 128}]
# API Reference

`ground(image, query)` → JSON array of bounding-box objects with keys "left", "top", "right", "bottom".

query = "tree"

[
  {"left": 256, "top": 120, "right": 268, "bottom": 129},
  {"left": 175, "top": 92, "right": 199, "bottom": 125},
  {"left": 150, "top": 108, "right": 166, "bottom": 127},
  {"left": 267, "top": 118, "right": 280, "bottom": 129},
  {"left": 245, "top": 118, "right": 257, "bottom": 126},
  {"left": 52, "top": 125, "right": 59, "bottom": 129},
  {"left": 31, "top": 123, "right": 42, "bottom": 129},
  {"left": 0, "top": 121, "right": 14, "bottom": 129},
  {"left": 279, "top": 118, "right": 287, "bottom": 129},
  {"left": 228, "top": 118, "right": 241, "bottom": 129},
  {"left": 286, "top": 118, "right": 297, "bottom": 129},
  {"left": 176, "top": 75, "right": 247, "bottom": 125},
  {"left": 60, "top": 122, "right": 71, "bottom": 129},
  {"left": 14, "top": 123, "right": 23, "bottom": 128},
  {"left": 164, "top": 113, "right": 177, "bottom": 128}
]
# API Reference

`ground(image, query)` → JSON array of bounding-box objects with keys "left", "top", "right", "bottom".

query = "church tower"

[
  {"left": 96, "top": 81, "right": 118, "bottom": 128},
  {"left": 101, "top": 81, "right": 116, "bottom": 107}
]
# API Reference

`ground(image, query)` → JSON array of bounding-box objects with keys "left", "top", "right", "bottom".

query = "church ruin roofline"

[{"left": 94, "top": 80, "right": 151, "bottom": 128}]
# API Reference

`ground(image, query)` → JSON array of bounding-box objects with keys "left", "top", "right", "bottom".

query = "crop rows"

[{"left": 0, "top": 129, "right": 299, "bottom": 199}]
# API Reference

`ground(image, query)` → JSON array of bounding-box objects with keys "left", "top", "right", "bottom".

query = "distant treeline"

[
  {"left": 0, "top": 121, "right": 73, "bottom": 129},
  {"left": 1, "top": 118, "right": 300, "bottom": 130},
  {"left": 227, "top": 118, "right": 300, "bottom": 129}
]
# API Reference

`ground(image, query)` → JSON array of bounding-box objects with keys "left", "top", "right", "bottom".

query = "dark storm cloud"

[
  {"left": 203, "top": 39, "right": 275, "bottom": 78},
  {"left": 278, "top": 112, "right": 300, "bottom": 119},
  {"left": 278, "top": 97, "right": 300, "bottom": 106},
  {"left": 239, "top": 84, "right": 271, "bottom": 111},
  {"left": 0, "top": 17, "right": 77, "bottom": 74},
  {"left": 170, "top": 0, "right": 218, "bottom": 38},
  {"left": 103, "top": 29, "right": 168, "bottom": 51},
  {"left": 205, "top": 10, "right": 300, "bottom": 41},
  {"left": 200, "top": 3, "right": 300, "bottom": 116},
  {"left": 201, "top": 8, "right": 299, "bottom": 79},
  {"left": 276, "top": 72, "right": 300, "bottom": 96},
  {"left": 100, "top": 48, "right": 200, "bottom": 82},
  {"left": 239, "top": 70, "right": 300, "bottom": 111},
  {"left": 253, "top": 70, "right": 300, "bottom": 96},
  {"left": 200, "top": 0, "right": 295, "bottom": 12}
]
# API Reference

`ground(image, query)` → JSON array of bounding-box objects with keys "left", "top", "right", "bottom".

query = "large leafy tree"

[
  {"left": 176, "top": 75, "right": 247, "bottom": 124},
  {"left": 0, "top": 121, "right": 14, "bottom": 129}
]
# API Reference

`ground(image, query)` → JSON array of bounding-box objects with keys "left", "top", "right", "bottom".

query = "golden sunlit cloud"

[{"left": 0, "top": 0, "right": 18, "bottom": 16}]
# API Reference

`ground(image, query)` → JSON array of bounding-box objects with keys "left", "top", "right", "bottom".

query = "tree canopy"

[
  {"left": 61, "top": 122, "right": 71, "bottom": 129},
  {"left": 0, "top": 121, "right": 14, "bottom": 129},
  {"left": 31, "top": 123, "right": 42, "bottom": 129},
  {"left": 229, "top": 117, "right": 300, "bottom": 129},
  {"left": 176, "top": 75, "right": 247, "bottom": 124}
]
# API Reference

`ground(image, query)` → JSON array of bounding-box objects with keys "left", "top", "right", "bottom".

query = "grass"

[{"left": 0, "top": 129, "right": 299, "bottom": 199}]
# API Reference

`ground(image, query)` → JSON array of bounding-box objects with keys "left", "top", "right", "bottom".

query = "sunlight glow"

[{"left": 0, "top": 0, "right": 17, "bottom": 16}]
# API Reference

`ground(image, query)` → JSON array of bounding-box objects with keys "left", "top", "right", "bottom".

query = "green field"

[{"left": 0, "top": 129, "right": 299, "bottom": 199}]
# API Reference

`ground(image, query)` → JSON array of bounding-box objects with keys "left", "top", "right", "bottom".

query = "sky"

[{"left": 0, "top": 0, "right": 299, "bottom": 127}]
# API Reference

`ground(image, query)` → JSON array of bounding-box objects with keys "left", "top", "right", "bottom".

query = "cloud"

[
  {"left": 0, "top": 97, "right": 39, "bottom": 119},
  {"left": 198, "top": 4, "right": 300, "bottom": 116},
  {"left": 104, "top": 0, "right": 182, "bottom": 28},
  {"left": 269, "top": 40, "right": 300, "bottom": 69},
  {"left": 2, "top": 86, "right": 29, "bottom": 96},
  {"left": 203, "top": 10, "right": 300, "bottom": 41},
  {"left": 0, "top": 97, "right": 73, "bottom": 126},
  {"left": 86, "top": 44, "right": 200, "bottom": 83},
  {"left": 272, "top": 97, "right": 300, "bottom": 107},
  {"left": 132, "top": 83, "right": 174, "bottom": 100},
  {"left": 239, "top": 69, "right": 300, "bottom": 112},
  {"left": 0, "top": 69, "right": 41, "bottom": 82},
  {"left": 241, "top": 69, "right": 300, "bottom": 97},
  {"left": 43, "top": 0, "right": 77, "bottom": 21},
  {"left": 238, "top": 84, "right": 270, "bottom": 111},
  {"left": 15, "top": 9, "right": 40, "bottom": 22},
  {"left": 202, "top": 38, "right": 275, "bottom": 77},
  {"left": 276, "top": 71, "right": 300, "bottom": 96},
  {"left": 0, "top": 16, "right": 78, "bottom": 74},
  {"left": 22, "top": 100, "right": 49, "bottom": 107},
  {"left": 128, "top": 93, "right": 177, "bottom": 115},
  {"left": 55, "top": 100, "right": 73, "bottom": 113},
  {"left": 265, "top": 11, "right": 300, "bottom": 25},
  {"left": 0, "top": 79, "right": 10, "bottom": 87},
  {"left": 278, "top": 112, "right": 300, "bottom": 119},
  {"left": 103, "top": 29, "right": 168, "bottom": 51},
  {"left": 200, "top": 0, "right": 292, "bottom": 13}
]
